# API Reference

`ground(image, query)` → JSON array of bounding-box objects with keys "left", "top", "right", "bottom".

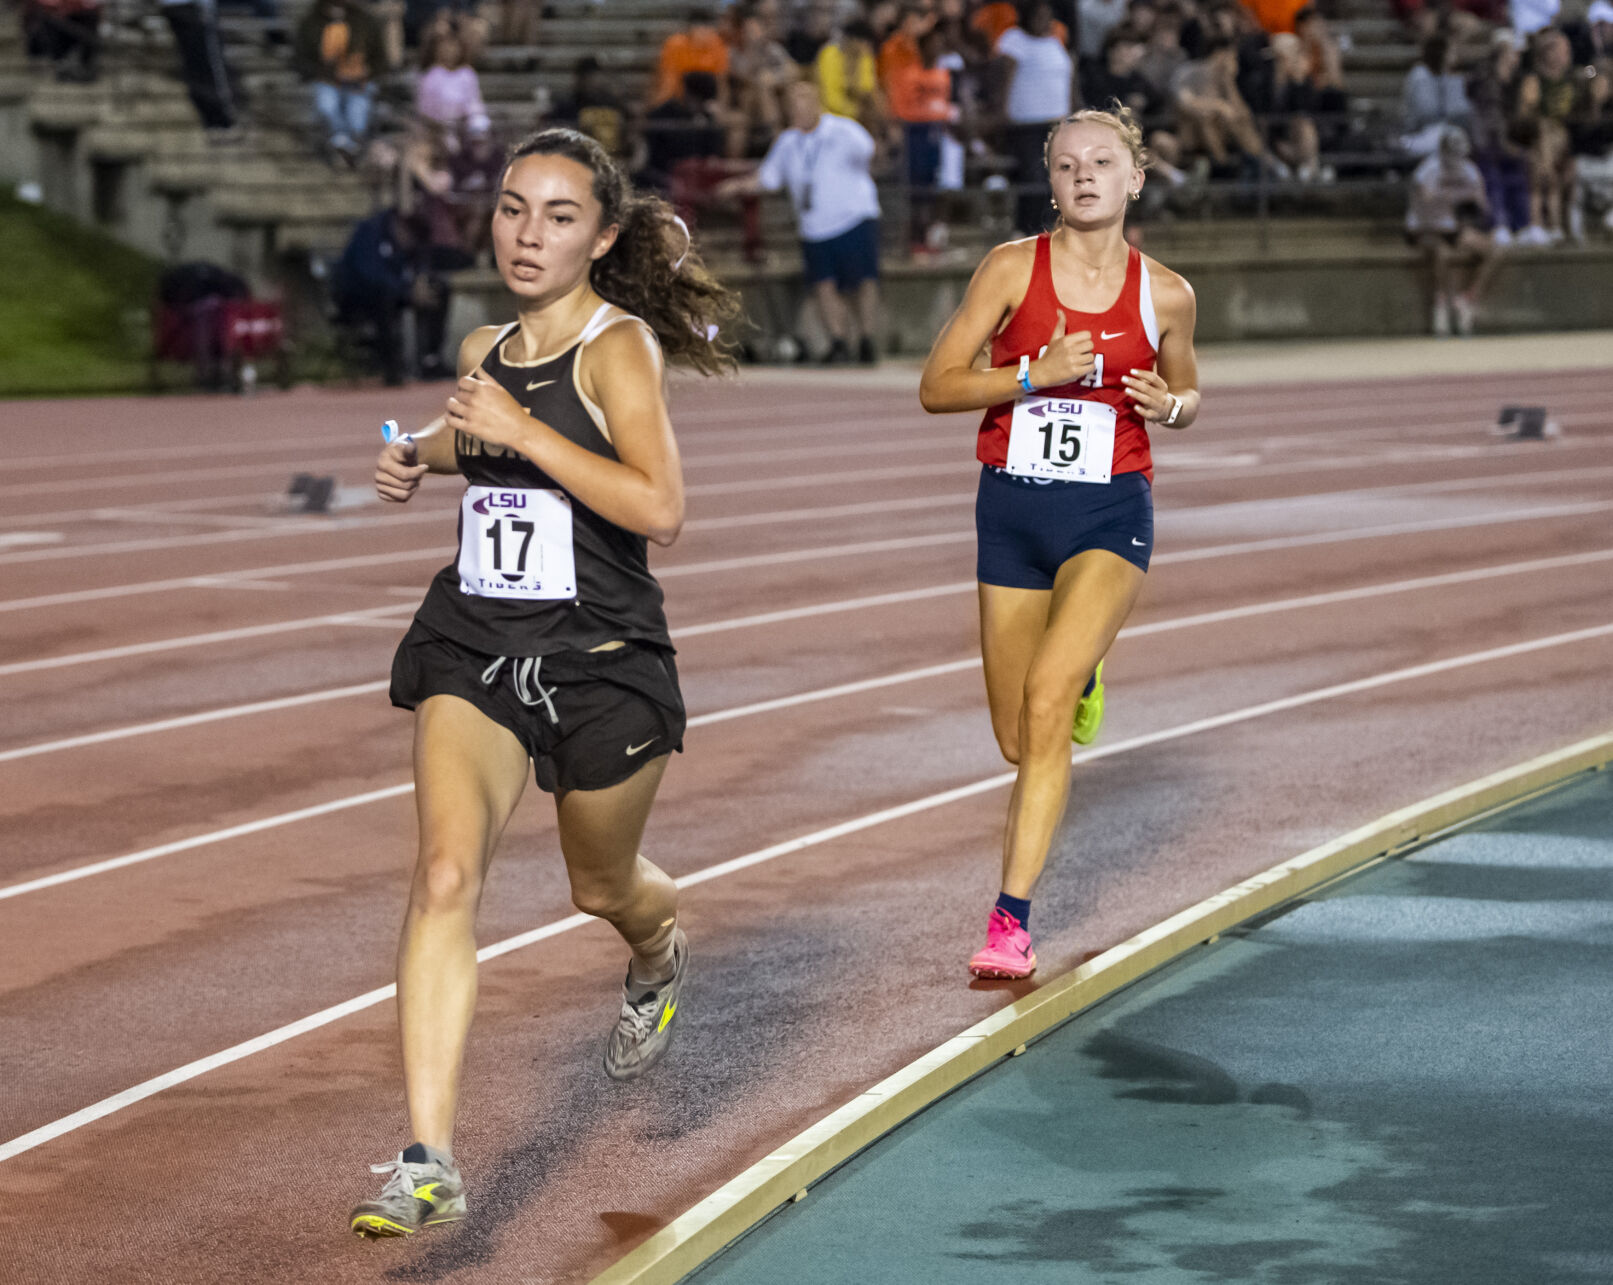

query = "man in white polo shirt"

[{"left": 721, "top": 79, "right": 883, "bottom": 363}]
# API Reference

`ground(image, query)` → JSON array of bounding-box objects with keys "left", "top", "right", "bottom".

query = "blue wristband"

[{"left": 1017, "top": 356, "right": 1035, "bottom": 394}]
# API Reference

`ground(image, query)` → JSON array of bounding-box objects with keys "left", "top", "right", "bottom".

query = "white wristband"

[{"left": 1163, "top": 393, "right": 1183, "bottom": 426}]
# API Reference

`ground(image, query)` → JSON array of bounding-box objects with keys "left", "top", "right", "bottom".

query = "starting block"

[
  {"left": 1494, "top": 406, "right": 1561, "bottom": 440},
  {"left": 287, "top": 473, "right": 336, "bottom": 513}
]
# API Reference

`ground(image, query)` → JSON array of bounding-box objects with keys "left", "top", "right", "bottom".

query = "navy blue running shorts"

[
  {"left": 801, "top": 218, "right": 880, "bottom": 290},
  {"left": 975, "top": 464, "right": 1154, "bottom": 589}
]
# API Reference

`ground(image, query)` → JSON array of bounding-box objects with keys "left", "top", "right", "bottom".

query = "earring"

[{"left": 1129, "top": 190, "right": 1141, "bottom": 201}]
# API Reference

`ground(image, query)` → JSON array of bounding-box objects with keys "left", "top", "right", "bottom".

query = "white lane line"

[
  {"left": 0, "top": 682, "right": 391, "bottom": 764},
  {"left": 7, "top": 434, "right": 379, "bottom": 472},
  {"left": 10, "top": 545, "right": 1610, "bottom": 766},
  {"left": 675, "top": 583, "right": 977, "bottom": 638},
  {"left": 0, "top": 784, "right": 418, "bottom": 904},
  {"left": 658, "top": 532, "right": 973, "bottom": 579},
  {"left": 5, "top": 618, "right": 1611, "bottom": 1164},
  {"left": 0, "top": 492, "right": 288, "bottom": 530},
  {"left": 0, "top": 605, "right": 417, "bottom": 678},
  {"left": 1158, "top": 499, "right": 1613, "bottom": 563},
  {"left": 0, "top": 533, "right": 63, "bottom": 549}
]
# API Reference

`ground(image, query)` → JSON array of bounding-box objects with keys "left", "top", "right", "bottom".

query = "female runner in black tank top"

[{"left": 350, "top": 129, "right": 738, "bottom": 1239}]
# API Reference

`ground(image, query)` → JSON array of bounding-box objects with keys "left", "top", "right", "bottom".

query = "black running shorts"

[{"left": 390, "top": 619, "right": 686, "bottom": 794}]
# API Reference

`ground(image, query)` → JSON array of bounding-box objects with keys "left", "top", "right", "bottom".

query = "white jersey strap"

[
  {"left": 1138, "top": 259, "right": 1160, "bottom": 352},
  {"left": 579, "top": 303, "right": 647, "bottom": 346}
]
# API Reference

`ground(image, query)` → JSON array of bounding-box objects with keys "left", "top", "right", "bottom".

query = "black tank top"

[{"left": 412, "top": 306, "right": 674, "bottom": 657}]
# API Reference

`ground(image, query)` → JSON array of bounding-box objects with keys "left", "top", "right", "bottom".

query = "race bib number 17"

[
  {"left": 1005, "top": 396, "right": 1117, "bottom": 483},
  {"left": 457, "top": 486, "right": 576, "bottom": 600}
]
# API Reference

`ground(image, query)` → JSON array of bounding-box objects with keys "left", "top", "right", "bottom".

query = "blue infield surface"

[{"left": 691, "top": 766, "right": 1613, "bottom": 1284}]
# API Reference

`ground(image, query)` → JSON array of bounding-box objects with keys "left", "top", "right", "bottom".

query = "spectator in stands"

[
  {"left": 1406, "top": 127, "right": 1502, "bottom": 335},
  {"left": 816, "top": 18, "right": 881, "bottom": 127},
  {"left": 1291, "top": 7, "right": 1347, "bottom": 110},
  {"left": 1138, "top": 5, "right": 1189, "bottom": 103},
  {"left": 653, "top": 7, "right": 731, "bottom": 106},
  {"left": 971, "top": 0, "right": 1068, "bottom": 47},
  {"left": 1244, "top": 0, "right": 1308, "bottom": 35},
  {"left": 889, "top": 26, "right": 956, "bottom": 253},
  {"left": 717, "top": 79, "right": 883, "bottom": 363},
  {"left": 403, "top": 0, "right": 483, "bottom": 56},
  {"left": 331, "top": 206, "right": 430, "bottom": 384},
  {"left": 1515, "top": 26, "right": 1596, "bottom": 240},
  {"left": 1468, "top": 30, "right": 1531, "bottom": 242},
  {"left": 1511, "top": 0, "right": 1560, "bottom": 37},
  {"left": 1253, "top": 32, "right": 1330, "bottom": 180},
  {"left": 641, "top": 69, "right": 728, "bottom": 191},
  {"left": 23, "top": 0, "right": 101, "bottom": 82},
  {"left": 296, "top": 0, "right": 385, "bottom": 162},
  {"left": 995, "top": 1, "right": 1076, "bottom": 233},
  {"left": 1084, "top": 27, "right": 1188, "bottom": 187},
  {"left": 1172, "top": 37, "right": 1283, "bottom": 176},
  {"left": 730, "top": 5, "right": 797, "bottom": 152},
  {"left": 879, "top": 4, "right": 934, "bottom": 92},
  {"left": 158, "top": 0, "right": 237, "bottom": 133},
  {"left": 785, "top": 1, "right": 834, "bottom": 65},
  {"left": 550, "top": 55, "right": 631, "bottom": 160},
  {"left": 1079, "top": 0, "right": 1130, "bottom": 60},
  {"left": 416, "top": 14, "right": 487, "bottom": 137},
  {"left": 1568, "top": 0, "right": 1613, "bottom": 67},
  {"left": 1401, "top": 33, "right": 1473, "bottom": 157},
  {"left": 491, "top": 0, "right": 539, "bottom": 49}
]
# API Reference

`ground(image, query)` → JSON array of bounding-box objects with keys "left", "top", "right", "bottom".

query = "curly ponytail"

[{"left": 504, "top": 128, "right": 742, "bottom": 376}]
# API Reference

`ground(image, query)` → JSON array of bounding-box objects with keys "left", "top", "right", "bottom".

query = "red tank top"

[{"left": 978, "top": 236, "right": 1158, "bottom": 483}]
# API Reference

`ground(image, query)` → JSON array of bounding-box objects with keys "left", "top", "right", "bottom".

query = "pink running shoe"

[{"left": 968, "top": 908, "right": 1037, "bottom": 979}]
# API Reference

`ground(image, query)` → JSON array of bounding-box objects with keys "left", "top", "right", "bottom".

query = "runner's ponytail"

[{"left": 504, "top": 129, "right": 741, "bottom": 375}]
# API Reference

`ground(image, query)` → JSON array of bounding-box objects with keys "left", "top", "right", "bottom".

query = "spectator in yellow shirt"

[{"left": 816, "top": 19, "right": 880, "bottom": 124}]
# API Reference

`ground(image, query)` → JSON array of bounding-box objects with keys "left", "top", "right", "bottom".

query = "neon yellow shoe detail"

[{"left": 1072, "top": 661, "right": 1105, "bottom": 746}]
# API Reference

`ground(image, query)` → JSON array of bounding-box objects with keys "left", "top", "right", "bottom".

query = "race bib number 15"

[
  {"left": 457, "top": 486, "right": 576, "bottom": 600},
  {"left": 1005, "top": 396, "right": 1117, "bottom": 483}
]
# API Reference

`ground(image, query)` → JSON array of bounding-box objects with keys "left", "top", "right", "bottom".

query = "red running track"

[{"left": 1, "top": 366, "right": 1611, "bottom": 1283}]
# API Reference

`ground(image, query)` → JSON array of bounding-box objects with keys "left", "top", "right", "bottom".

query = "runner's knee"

[
  {"left": 1020, "top": 678, "right": 1079, "bottom": 749},
  {"left": 413, "top": 850, "right": 482, "bottom": 915},
  {"left": 569, "top": 873, "right": 633, "bottom": 922}
]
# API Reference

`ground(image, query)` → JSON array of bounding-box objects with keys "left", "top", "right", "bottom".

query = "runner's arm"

[
  {"left": 918, "top": 242, "right": 1036, "bottom": 412},
  {"left": 374, "top": 328, "right": 499, "bottom": 501},
  {"left": 1121, "top": 265, "right": 1200, "bottom": 430},
  {"left": 444, "top": 320, "right": 685, "bottom": 545}
]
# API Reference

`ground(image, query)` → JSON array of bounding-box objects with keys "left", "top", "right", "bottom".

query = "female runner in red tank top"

[{"left": 919, "top": 105, "right": 1202, "bottom": 979}]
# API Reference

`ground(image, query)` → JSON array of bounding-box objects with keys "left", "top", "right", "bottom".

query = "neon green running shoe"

[{"left": 1072, "top": 661, "right": 1105, "bottom": 746}]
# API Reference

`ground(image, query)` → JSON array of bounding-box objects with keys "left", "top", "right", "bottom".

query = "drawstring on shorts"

[{"left": 480, "top": 655, "right": 560, "bottom": 725}]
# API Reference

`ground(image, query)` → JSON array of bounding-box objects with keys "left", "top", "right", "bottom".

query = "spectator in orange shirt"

[
  {"left": 879, "top": 4, "right": 933, "bottom": 90},
  {"left": 654, "top": 7, "right": 732, "bottom": 105},
  {"left": 889, "top": 27, "right": 956, "bottom": 252},
  {"left": 1242, "top": 0, "right": 1308, "bottom": 35}
]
